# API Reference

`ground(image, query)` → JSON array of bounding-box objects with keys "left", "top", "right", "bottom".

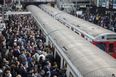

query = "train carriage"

[
  {"left": 27, "top": 5, "right": 116, "bottom": 77},
  {"left": 39, "top": 5, "right": 116, "bottom": 58}
]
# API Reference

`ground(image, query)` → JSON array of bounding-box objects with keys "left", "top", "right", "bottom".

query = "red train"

[{"left": 40, "top": 5, "right": 116, "bottom": 58}]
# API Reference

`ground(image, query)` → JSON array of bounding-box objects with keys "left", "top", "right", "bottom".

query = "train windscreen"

[{"left": 96, "top": 43, "right": 106, "bottom": 51}]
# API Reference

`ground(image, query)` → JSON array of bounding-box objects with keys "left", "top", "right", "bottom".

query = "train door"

[
  {"left": 108, "top": 43, "right": 114, "bottom": 53},
  {"left": 55, "top": 52, "right": 61, "bottom": 68},
  {"left": 63, "top": 60, "right": 67, "bottom": 71},
  {"left": 108, "top": 43, "right": 116, "bottom": 58}
]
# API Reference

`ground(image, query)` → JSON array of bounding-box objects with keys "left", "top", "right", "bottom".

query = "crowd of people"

[
  {"left": 0, "top": 14, "right": 66, "bottom": 77},
  {"left": 77, "top": 12, "right": 116, "bottom": 32}
]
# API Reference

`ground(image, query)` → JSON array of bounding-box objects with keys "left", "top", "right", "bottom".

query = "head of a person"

[
  {"left": 112, "top": 74, "right": 116, "bottom": 77},
  {"left": 5, "top": 69, "right": 11, "bottom": 77},
  {"left": 16, "top": 74, "right": 22, "bottom": 77}
]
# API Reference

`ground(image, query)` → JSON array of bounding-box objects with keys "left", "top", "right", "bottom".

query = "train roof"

[
  {"left": 40, "top": 4, "right": 62, "bottom": 16},
  {"left": 40, "top": 5, "right": 116, "bottom": 40},
  {"left": 27, "top": 5, "right": 116, "bottom": 77},
  {"left": 59, "top": 13, "right": 115, "bottom": 37}
]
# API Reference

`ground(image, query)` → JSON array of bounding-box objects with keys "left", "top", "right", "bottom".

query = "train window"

[
  {"left": 61, "top": 8, "right": 64, "bottom": 10},
  {"left": 69, "top": 72, "right": 74, "bottom": 77},
  {"left": 63, "top": 22, "right": 66, "bottom": 25},
  {"left": 75, "top": 31, "right": 79, "bottom": 34},
  {"left": 72, "top": 24, "right": 80, "bottom": 27},
  {"left": 102, "top": 36, "right": 105, "bottom": 39},
  {"left": 107, "top": 37, "right": 116, "bottom": 40},
  {"left": 81, "top": 34, "right": 84, "bottom": 38},
  {"left": 67, "top": 26, "right": 70, "bottom": 28},
  {"left": 63, "top": 46, "right": 67, "bottom": 51},
  {"left": 63, "top": 18, "right": 66, "bottom": 20},
  {"left": 71, "top": 27, "right": 74, "bottom": 31},
  {"left": 107, "top": 34, "right": 116, "bottom": 40},
  {"left": 76, "top": 25, "right": 80, "bottom": 27},
  {"left": 96, "top": 43, "right": 106, "bottom": 51}
]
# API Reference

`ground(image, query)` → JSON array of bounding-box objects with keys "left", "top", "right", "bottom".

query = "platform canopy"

[
  {"left": 21, "top": 0, "right": 55, "bottom": 3},
  {"left": 5, "top": 11, "right": 31, "bottom": 15}
]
